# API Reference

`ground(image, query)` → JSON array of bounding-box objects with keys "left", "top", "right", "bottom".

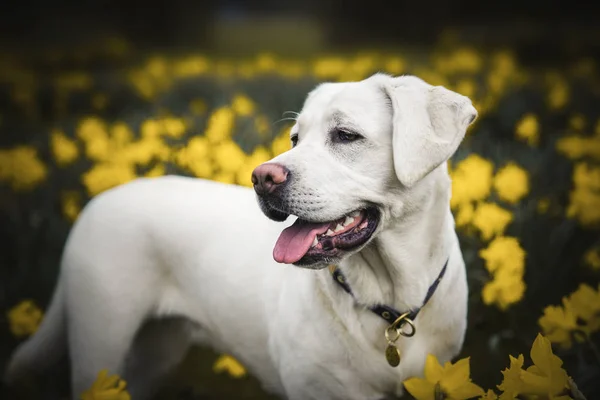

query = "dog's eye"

[
  {"left": 290, "top": 135, "right": 299, "bottom": 147},
  {"left": 336, "top": 129, "right": 361, "bottom": 143}
]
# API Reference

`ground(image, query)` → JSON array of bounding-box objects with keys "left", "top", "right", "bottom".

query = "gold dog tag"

[{"left": 385, "top": 343, "right": 401, "bottom": 367}]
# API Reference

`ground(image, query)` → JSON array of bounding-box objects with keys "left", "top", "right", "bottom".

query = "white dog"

[{"left": 5, "top": 73, "right": 477, "bottom": 400}]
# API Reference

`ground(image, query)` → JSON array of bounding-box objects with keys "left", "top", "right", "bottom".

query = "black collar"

[{"left": 329, "top": 259, "right": 449, "bottom": 325}]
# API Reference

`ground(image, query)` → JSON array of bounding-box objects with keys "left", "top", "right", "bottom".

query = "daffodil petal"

[
  {"left": 448, "top": 381, "right": 485, "bottom": 399},
  {"left": 440, "top": 357, "right": 471, "bottom": 392},
  {"left": 424, "top": 354, "right": 444, "bottom": 383},
  {"left": 404, "top": 377, "right": 437, "bottom": 400}
]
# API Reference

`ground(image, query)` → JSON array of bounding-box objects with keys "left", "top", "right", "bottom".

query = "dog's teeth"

[
  {"left": 350, "top": 211, "right": 360, "bottom": 217},
  {"left": 343, "top": 216, "right": 354, "bottom": 226},
  {"left": 312, "top": 237, "right": 318, "bottom": 247},
  {"left": 335, "top": 224, "right": 344, "bottom": 232},
  {"left": 326, "top": 229, "right": 334, "bottom": 236}
]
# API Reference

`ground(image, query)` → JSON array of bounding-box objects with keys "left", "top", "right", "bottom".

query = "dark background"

[{"left": 1, "top": 1, "right": 600, "bottom": 399}]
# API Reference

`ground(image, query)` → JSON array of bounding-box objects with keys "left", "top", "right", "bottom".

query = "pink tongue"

[{"left": 273, "top": 219, "right": 331, "bottom": 264}]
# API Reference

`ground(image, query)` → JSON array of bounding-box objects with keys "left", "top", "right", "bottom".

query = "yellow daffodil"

[
  {"left": 497, "top": 335, "right": 572, "bottom": 400},
  {"left": 515, "top": 114, "right": 540, "bottom": 146},
  {"left": 472, "top": 202, "right": 513, "bottom": 240},
  {"left": 538, "top": 299, "right": 580, "bottom": 348},
  {"left": 497, "top": 354, "right": 525, "bottom": 400},
  {"left": 7, "top": 300, "right": 43, "bottom": 337},
  {"left": 51, "top": 129, "right": 79, "bottom": 166},
  {"left": 450, "top": 155, "right": 494, "bottom": 209},
  {"left": 80, "top": 369, "right": 131, "bottom": 400},
  {"left": 213, "top": 355, "right": 247, "bottom": 378},
  {"left": 0, "top": 146, "right": 48, "bottom": 191},
  {"left": 254, "top": 115, "right": 271, "bottom": 137},
  {"left": 539, "top": 283, "right": 600, "bottom": 348},
  {"left": 492, "top": 163, "right": 529, "bottom": 204},
  {"left": 384, "top": 56, "right": 405, "bottom": 75},
  {"left": 519, "top": 334, "right": 570, "bottom": 399},
  {"left": 568, "top": 284, "right": 600, "bottom": 332},
  {"left": 145, "top": 164, "right": 165, "bottom": 178},
  {"left": 403, "top": 355, "right": 484, "bottom": 400}
]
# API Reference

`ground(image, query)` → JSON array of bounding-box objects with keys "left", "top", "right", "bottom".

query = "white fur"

[{"left": 5, "top": 74, "right": 477, "bottom": 400}]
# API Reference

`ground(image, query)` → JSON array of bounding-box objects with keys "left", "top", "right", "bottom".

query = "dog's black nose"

[{"left": 251, "top": 163, "right": 289, "bottom": 195}]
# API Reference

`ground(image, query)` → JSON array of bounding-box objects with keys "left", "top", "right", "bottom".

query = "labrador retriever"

[{"left": 5, "top": 73, "right": 477, "bottom": 400}]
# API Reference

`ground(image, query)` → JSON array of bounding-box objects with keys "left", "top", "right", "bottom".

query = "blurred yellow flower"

[
  {"left": 450, "top": 155, "right": 494, "bottom": 209},
  {"left": 472, "top": 203, "right": 513, "bottom": 240},
  {"left": 313, "top": 57, "right": 347, "bottom": 79},
  {"left": 51, "top": 129, "right": 79, "bottom": 167},
  {"left": 7, "top": 300, "right": 43, "bottom": 337},
  {"left": 480, "top": 236, "right": 526, "bottom": 309},
  {"left": 213, "top": 140, "right": 247, "bottom": 174},
  {"left": 538, "top": 299, "right": 580, "bottom": 348},
  {"left": 80, "top": 369, "right": 131, "bottom": 400},
  {"left": 584, "top": 247, "right": 600, "bottom": 270},
  {"left": 0, "top": 146, "right": 48, "bottom": 191},
  {"left": 176, "top": 137, "right": 214, "bottom": 179},
  {"left": 479, "top": 236, "right": 526, "bottom": 275},
  {"left": 567, "top": 284, "right": 600, "bottom": 332},
  {"left": 515, "top": 114, "right": 540, "bottom": 147},
  {"left": 384, "top": 56, "right": 405, "bottom": 75},
  {"left": 566, "top": 163, "right": 600, "bottom": 227},
  {"left": 547, "top": 75, "right": 570, "bottom": 110},
  {"left": 111, "top": 123, "right": 134, "bottom": 147},
  {"left": 205, "top": 107, "right": 235, "bottom": 144},
  {"left": 162, "top": 117, "right": 186, "bottom": 138},
  {"left": 555, "top": 134, "right": 600, "bottom": 161},
  {"left": 403, "top": 354, "right": 484, "bottom": 400},
  {"left": 455, "top": 79, "right": 477, "bottom": 98},
  {"left": 82, "top": 163, "right": 137, "bottom": 196},
  {"left": 172, "top": 56, "right": 210, "bottom": 78},
  {"left": 539, "top": 283, "right": 600, "bottom": 348},
  {"left": 145, "top": 164, "right": 165, "bottom": 178},
  {"left": 213, "top": 355, "right": 247, "bottom": 378},
  {"left": 455, "top": 202, "right": 475, "bottom": 228},
  {"left": 231, "top": 94, "right": 256, "bottom": 117},
  {"left": 482, "top": 269, "right": 526, "bottom": 310},
  {"left": 61, "top": 190, "right": 82, "bottom": 222},
  {"left": 77, "top": 117, "right": 110, "bottom": 160},
  {"left": 493, "top": 163, "right": 529, "bottom": 204}
]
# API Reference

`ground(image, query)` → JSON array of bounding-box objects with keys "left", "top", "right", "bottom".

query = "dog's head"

[{"left": 252, "top": 73, "right": 477, "bottom": 269}]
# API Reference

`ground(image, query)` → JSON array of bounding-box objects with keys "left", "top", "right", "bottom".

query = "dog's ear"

[{"left": 383, "top": 76, "right": 477, "bottom": 187}]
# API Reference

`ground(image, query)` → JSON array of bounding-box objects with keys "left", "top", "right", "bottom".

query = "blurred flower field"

[{"left": 0, "top": 33, "right": 600, "bottom": 399}]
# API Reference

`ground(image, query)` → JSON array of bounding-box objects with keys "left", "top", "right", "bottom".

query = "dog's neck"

[{"left": 332, "top": 170, "right": 453, "bottom": 314}]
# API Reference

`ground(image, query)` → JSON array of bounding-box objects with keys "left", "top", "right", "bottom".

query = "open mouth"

[{"left": 273, "top": 207, "right": 380, "bottom": 266}]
